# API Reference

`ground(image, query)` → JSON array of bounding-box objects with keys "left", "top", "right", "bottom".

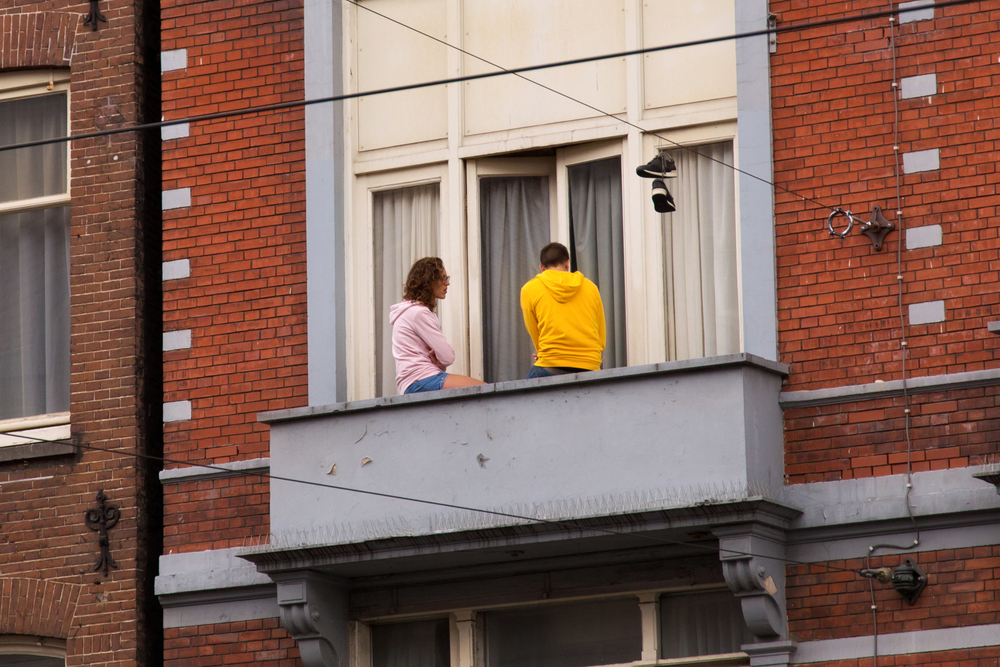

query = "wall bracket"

[{"left": 860, "top": 205, "right": 894, "bottom": 251}]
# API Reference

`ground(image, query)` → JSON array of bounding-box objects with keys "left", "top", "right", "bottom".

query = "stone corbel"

[
  {"left": 713, "top": 522, "right": 790, "bottom": 643},
  {"left": 273, "top": 571, "right": 349, "bottom": 667}
]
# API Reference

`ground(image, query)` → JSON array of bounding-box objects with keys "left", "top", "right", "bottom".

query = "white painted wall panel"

[
  {"left": 463, "top": 0, "right": 627, "bottom": 136},
  {"left": 642, "top": 0, "right": 736, "bottom": 110},
  {"left": 356, "top": 0, "right": 448, "bottom": 151}
]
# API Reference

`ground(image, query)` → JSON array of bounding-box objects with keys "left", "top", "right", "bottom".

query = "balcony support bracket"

[
  {"left": 273, "top": 572, "right": 349, "bottom": 667},
  {"left": 715, "top": 521, "right": 791, "bottom": 646}
]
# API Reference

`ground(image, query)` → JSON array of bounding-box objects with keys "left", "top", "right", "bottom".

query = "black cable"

[
  {"left": 1, "top": 430, "right": 865, "bottom": 575},
  {"left": 0, "top": 0, "right": 980, "bottom": 164}
]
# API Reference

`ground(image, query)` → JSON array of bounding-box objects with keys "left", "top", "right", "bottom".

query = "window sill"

[{"left": 0, "top": 413, "right": 73, "bottom": 462}]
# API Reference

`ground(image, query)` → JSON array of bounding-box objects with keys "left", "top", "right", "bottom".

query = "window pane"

[
  {"left": 0, "top": 92, "right": 68, "bottom": 204},
  {"left": 661, "top": 141, "right": 738, "bottom": 361},
  {"left": 479, "top": 176, "right": 550, "bottom": 383},
  {"left": 0, "top": 655, "right": 64, "bottom": 667},
  {"left": 0, "top": 206, "right": 71, "bottom": 420},
  {"left": 371, "top": 619, "right": 450, "bottom": 667},
  {"left": 373, "top": 183, "right": 440, "bottom": 397},
  {"left": 567, "top": 157, "right": 625, "bottom": 370},
  {"left": 485, "top": 598, "right": 641, "bottom": 667},
  {"left": 660, "top": 589, "right": 752, "bottom": 658}
]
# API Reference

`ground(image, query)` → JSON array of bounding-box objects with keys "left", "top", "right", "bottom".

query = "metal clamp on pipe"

[{"left": 826, "top": 208, "right": 854, "bottom": 238}]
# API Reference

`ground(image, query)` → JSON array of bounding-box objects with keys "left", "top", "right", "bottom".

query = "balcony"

[
  {"left": 246, "top": 355, "right": 800, "bottom": 667},
  {"left": 255, "top": 354, "right": 789, "bottom": 567}
]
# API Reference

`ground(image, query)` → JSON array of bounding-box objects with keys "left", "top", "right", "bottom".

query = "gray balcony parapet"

[{"left": 260, "top": 353, "right": 789, "bottom": 558}]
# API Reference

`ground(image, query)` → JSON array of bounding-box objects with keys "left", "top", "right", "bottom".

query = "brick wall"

[
  {"left": 787, "top": 547, "right": 1000, "bottom": 641},
  {"left": 784, "top": 385, "right": 1000, "bottom": 484},
  {"left": 773, "top": 0, "right": 1000, "bottom": 393},
  {"left": 0, "top": 1, "right": 160, "bottom": 666},
  {"left": 797, "top": 647, "right": 1000, "bottom": 667},
  {"left": 164, "top": 619, "right": 299, "bottom": 667},
  {"left": 159, "top": 0, "right": 305, "bottom": 545},
  {"left": 773, "top": 0, "right": 1000, "bottom": 480}
]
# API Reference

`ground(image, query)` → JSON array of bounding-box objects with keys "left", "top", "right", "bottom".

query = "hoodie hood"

[
  {"left": 389, "top": 300, "right": 426, "bottom": 324},
  {"left": 536, "top": 270, "right": 585, "bottom": 303}
]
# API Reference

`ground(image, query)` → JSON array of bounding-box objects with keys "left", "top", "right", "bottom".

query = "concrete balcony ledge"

[
  {"left": 260, "top": 353, "right": 789, "bottom": 560},
  {"left": 260, "top": 353, "right": 788, "bottom": 422}
]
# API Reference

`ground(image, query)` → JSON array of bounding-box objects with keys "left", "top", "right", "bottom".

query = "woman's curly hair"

[{"left": 403, "top": 257, "right": 447, "bottom": 311}]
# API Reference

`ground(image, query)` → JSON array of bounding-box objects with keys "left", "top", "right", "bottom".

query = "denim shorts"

[{"left": 404, "top": 372, "right": 448, "bottom": 394}]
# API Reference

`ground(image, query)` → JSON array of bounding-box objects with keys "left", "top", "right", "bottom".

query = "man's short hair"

[{"left": 539, "top": 242, "right": 570, "bottom": 268}]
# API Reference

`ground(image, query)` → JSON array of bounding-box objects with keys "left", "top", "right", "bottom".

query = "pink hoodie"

[{"left": 389, "top": 300, "right": 456, "bottom": 394}]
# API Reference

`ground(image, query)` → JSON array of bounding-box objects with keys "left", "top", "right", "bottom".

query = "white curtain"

[
  {"left": 373, "top": 183, "right": 439, "bottom": 397},
  {"left": 662, "top": 142, "right": 739, "bottom": 361},
  {"left": 660, "top": 590, "right": 753, "bottom": 658},
  {"left": 0, "top": 92, "right": 70, "bottom": 421},
  {"left": 568, "top": 157, "right": 626, "bottom": 369},
  {"left": 479, "top": 177, "right": 550, "bottom": 383},
  {"left": 0, "top": 93, "right": 67, "bottom": 203}
]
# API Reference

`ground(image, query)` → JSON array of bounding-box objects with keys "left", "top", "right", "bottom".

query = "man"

[{"left": 520, "top": 242, "right": 606, "bottom": 378}]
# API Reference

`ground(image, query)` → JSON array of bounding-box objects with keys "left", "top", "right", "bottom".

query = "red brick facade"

[
  {"left": 159, "top": 0, "right": 306, "bottom": 551},
  {"left": 773, "top": 0, "right": 1000, "bottom": 393},
  {"left": 164, "top": 619, "right": 299, "bottom": 666},
  {"left": 0, "top": 1, "right": 160, "bottom": 666},
  {"left": 788, "top": 547, "right": 1000, "bottom": 641},
  {"left": 773, "top": 0, "right": 1000, "bottom": 480}
]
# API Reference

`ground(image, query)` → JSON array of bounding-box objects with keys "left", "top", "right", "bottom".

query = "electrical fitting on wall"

[
  {"left": 860, "top": 558, "right": 927, "bottom": 605},
  {"left": 826, "top": 204, "right": 896, "bottom": 250}
]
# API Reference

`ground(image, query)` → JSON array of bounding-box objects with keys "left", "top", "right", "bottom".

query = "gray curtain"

[
  {"left": 485, "top": 598, "right": 641, "bottom": 667},
  {"left": 660, "top": 589, "right": 753, "bottom": 658},
  {"left": 479, "top": 176, "right": 550, "bottom": 383},
  {"left": 662, "top": 142, "right": 739, "bottom": 361},
  {"left": 373, "top": 184, "right": 440, "bottom": 397},
  {"left": 568, "top": 157, "right": 626, "bottom": 369},
  {"left": 0, "top": 92, "right": 70, "bottom": 421},
  {"left": 372, "top": 619, "right": 450, "bottom": 667}
]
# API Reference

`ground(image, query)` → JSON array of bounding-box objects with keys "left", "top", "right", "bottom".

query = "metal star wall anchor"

[
  {"left": 83, "top": 0, "right": 107, "bottom": 31},
  {"left": 85, "top": 490, "right": 121, "bottom": 576}
]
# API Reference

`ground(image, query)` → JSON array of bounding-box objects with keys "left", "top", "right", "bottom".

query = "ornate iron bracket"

[
  {"left": 860, "top": 205, "right": 895, "bottom": 251},
  {"left": 83, "top": 0, "right": 108, "bottom": 31},
  {"left": 85, "top": 490, "right": 120, "bottom": 576}
]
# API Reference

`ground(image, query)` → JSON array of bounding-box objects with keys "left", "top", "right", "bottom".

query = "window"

[
  {"left": 661, "top": 141, "right": 739, "bottom": 362},
  {"left": 466, "top": 143, "right": 627, "bottom": 384},
  {"left": 371, "top": 619, "right": 450, "bottom": 667},
  {"left": 373, "top": 183, "right": 441, "bottom": 397},
  {"left": 0, "top": 71, "right": 71, "bottom": 439},
  {"left": 354, "top": 590, "right": 751, "bottom": 667},
  {"left": 0, "top": 635, "right": 66, "bottom": 667},
  {"left": 660, "top": 589, "right": 753, "bottom": 658},
  {"left": 483, "top": 598, "right": 641, "bottom": 667}
]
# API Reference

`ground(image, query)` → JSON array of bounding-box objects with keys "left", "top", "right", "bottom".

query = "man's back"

[{"left": 520, "top": 269, "right": 606, "bottom": 371}]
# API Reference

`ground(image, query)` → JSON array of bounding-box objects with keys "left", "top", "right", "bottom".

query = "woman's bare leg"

[{"left": 442, "top": 373, "right": 486, "bottom": 389}]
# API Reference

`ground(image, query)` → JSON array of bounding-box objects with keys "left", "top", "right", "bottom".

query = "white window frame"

[
  {"left": 0, "top": 634, "right": 66, "bottom": 665},
  {"left": 0, "top": 70, "right": 72, "bottom": 444},
  {"left": 640, "top": 123, "right": 743, "bottom": 361},
  {"left": 349, "top": 163, "right": 468, "bottom": 400},
  {"left": 465, "top": 157, "right": 557, "bottom": 381},
  {"left": 349, "top": 587, "right": 751, "bottom": 667}
]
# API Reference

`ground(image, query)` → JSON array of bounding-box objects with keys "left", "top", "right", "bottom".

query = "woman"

[{"left": 390, "top": 257, "right": 486, "bottom": 394}]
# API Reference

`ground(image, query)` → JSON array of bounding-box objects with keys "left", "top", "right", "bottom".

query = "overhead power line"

[
  {"left": 2, "top": 431, "right": 864, "bottom": 575},
  {"left": 0, "top": 0, "right": 978, "bottom": 158}
]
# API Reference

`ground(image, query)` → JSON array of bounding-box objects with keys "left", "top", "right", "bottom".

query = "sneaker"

[
  {"left": 636, "top": 154, "right": 677, "bottom": 178},
  {"left": 651, "top": 179, "right": 676, "bottom": 213}
]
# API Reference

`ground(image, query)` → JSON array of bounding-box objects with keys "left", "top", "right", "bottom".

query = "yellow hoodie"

[{"left": 520, "top": 270, "right": 606, "bottom": 370}]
